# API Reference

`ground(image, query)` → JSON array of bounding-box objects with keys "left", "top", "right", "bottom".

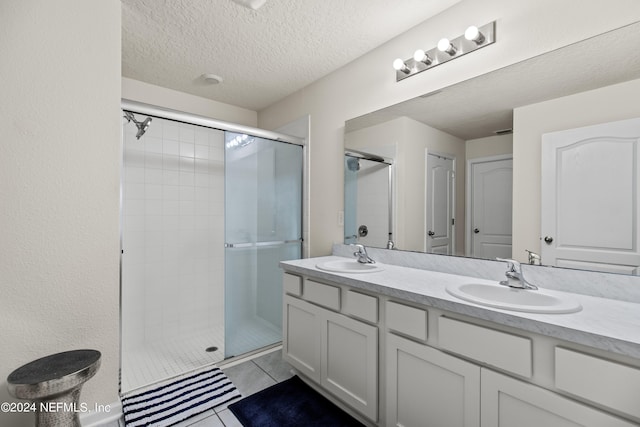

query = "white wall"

[
  {"left": 258, "top": 0, "right": 640, "bottom": 256},
  {"left": 466, "top": 134, "right": 513, "bottom": 160},
  {"left": 123, "top": 77, "right": 258, "bottom": 128},
  {"left": 0, "top": 1, "right": 121, "bottom": 425},
  {"left": 513, "top": 77, "right": 640, "bottom": 263}
]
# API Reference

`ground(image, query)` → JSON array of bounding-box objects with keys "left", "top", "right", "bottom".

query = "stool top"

[{"left": 7, "top": 349, "right": 101, "bottom": 399}]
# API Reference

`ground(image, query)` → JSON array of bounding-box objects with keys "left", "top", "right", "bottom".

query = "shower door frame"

[
  {"left": 121, "top": 100, "right": 304, "bottom": 146},
  {"left": 119, "top": 99, "right": 306, "bottom": 385},
  {"left": 344, "top": 149, "right": 395, "bottom": 248}
]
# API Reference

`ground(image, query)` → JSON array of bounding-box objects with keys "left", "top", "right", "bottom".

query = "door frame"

[
  {"left": 465, "top": 154, "right": 513, "bottom": 257},
  {"left": 424, "top": 150, "right": 456, "bottom": 254}
]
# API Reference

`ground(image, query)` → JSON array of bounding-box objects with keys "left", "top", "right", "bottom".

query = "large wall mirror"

[{"left": 344, "top": 21, "right": 640, "bottom": 275}]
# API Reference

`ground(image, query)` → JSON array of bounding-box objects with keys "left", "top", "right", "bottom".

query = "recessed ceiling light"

[
  {"left": 230, "top": 0, "right": 267, "bottom": 10},
  {"left": 201, "top": 73, "right": 223, "bottom": 84}
]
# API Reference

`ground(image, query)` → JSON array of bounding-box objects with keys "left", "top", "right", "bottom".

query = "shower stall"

[
  {"left": 120, "top": 103, "right": 303, "bottom": 393},
  {"left": 344, "top": 150, "right": 394, "bottom": 249}
]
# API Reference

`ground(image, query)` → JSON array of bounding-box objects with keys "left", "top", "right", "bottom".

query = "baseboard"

[{"left": 79, "top": 400, "right": 122, "bottom": 426}]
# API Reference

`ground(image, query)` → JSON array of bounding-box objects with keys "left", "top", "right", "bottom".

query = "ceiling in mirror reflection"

[{"left": 346, "top": 21, "right": 640, "bottom": 141}]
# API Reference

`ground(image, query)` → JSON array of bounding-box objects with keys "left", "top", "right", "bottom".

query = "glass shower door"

[{"left": 224, "top": 132, "right": 302, "bottom": 358}]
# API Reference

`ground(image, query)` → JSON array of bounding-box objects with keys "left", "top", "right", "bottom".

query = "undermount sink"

[
  {"left": 316, "top": 259, "right": 383, "bottom": 274},
  {"left": 446, "top": 282, "right": 582, "bottom": 314}
]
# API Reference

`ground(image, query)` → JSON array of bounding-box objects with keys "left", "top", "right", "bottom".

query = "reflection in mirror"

[
  {"left": 344, "top": 149, "right": 394, "bottom": 249},
  {"left": 344, "top": 21, "right": 640, "bottom": 275}
]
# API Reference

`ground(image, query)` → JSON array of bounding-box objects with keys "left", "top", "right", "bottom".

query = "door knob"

[
  {"left": 544, "top": 236, "right": 554, "bottom": 244},
  {"left": 428, "top": 231, "right": 435, "bottom": 236},
  {"left": 474, "top": 228, "right": 480, "bottom": 234}
]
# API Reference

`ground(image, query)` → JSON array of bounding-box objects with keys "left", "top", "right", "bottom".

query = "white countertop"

[{"left": 281, "top": 256, "right": 640, "bottom": 360}]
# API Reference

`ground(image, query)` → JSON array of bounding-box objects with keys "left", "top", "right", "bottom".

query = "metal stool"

[{"left": 7, "top": 349, "right": 101, "bottom": 427}]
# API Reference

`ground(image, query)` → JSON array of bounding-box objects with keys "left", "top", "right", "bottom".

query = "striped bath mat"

[{"left": 121, "top": 365, "right": 241, "bottom": 426}]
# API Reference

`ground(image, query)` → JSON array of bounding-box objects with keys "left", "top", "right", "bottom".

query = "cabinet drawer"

[
  {"left": 438, "top": 317, "right": 532, "bottom": 378},
  {"left": 555, "top": 347, "right": 640, "bottom": 419},
  {"left": 386, "top": 301, "right": 428, "bottom": 341},
  {"left": 305, "top": 280, "right": 340, "bottom": 311},
  {"left": 344, "top": 290, "right": 378, "bottom": 323},
  {"left": 283, "top": 273, "right": 302, "bottom": 296}
]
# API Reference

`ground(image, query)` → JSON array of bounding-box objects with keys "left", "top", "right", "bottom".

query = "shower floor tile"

[
  {"left": 121, "top": 326, "right": 225, "bottom": 393},
  {"left": 121, "top": 317, "right": 282, "bottom": 393}
]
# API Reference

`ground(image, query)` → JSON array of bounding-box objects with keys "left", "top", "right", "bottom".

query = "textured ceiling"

[
  {"left": 122, "top": 0, "right": 460, "bottom": 111},
  {"left": 346, "top": 21, "right": 640, "bottom": 140}
]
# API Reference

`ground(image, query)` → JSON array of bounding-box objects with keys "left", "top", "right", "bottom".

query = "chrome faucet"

[
  {"left": 525, "top": 249, "right": 541, "bottom": 265},
  {"left": 352, "top": 244, "right": 375, "bottom": 264},
  {"left": 496, "top": 258, "right": 538, "bottom": 290},
  {"left": 386, "top": 233, "right": 395, "bottom": 250}
]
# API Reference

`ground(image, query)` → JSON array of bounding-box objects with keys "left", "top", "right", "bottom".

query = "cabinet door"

[
  {"left": 283, "top": 295, "right": 321, "bottom": 382},
  {"left": 386, "top": 333, "right": 480, "bottom": 427},
  {"left": 322, "top": 309, "right": 378, "bottom": 422},
  {"left": 481, "top": 369, "right": 637, "bottom": 427}
]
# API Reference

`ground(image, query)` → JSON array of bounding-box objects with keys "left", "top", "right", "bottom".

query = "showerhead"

[
  {"left": 123, "top": 111, "right": 152, "bottom": 140},
  {"left": 136, "top": 117, "right": 152, "bottom": 139},
  {"left": 347, "top": 157, "right": 360, "bottom": 171}
]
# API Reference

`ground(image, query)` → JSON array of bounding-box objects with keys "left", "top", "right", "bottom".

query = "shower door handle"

[
  {"left": 225, "top": 242, "right": 254, "bottom": 248},
  {"left": 256, "top": 239, "right": 302, "bottom": 247},
  {"left": 225, "top": 239, "right": 302, "bottom": 248}
]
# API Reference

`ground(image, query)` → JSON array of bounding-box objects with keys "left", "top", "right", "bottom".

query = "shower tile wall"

[{"left": 121, "top": 116, "right": 225, "bottom": 390}]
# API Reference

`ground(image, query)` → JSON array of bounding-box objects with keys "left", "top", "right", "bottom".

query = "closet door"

[
  {"left": 468, "top": 157, "right": 512, "bottom": 260},
  {"left": 426, "top": 153, "right": 455, "bottom": 254},
  {"left": 541, "top": 118, "right": 640, "bottom": 274}
]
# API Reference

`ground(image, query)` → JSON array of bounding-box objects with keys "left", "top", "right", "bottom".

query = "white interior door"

[
  {"left": 468, "top": 157, "right": 513, "bottom": 260},
  {"left": 426, "top": 153, "right": 454, "bottom": 254},
  {"left": 541, "top": 117, "right": 640, "bottom": 274}
]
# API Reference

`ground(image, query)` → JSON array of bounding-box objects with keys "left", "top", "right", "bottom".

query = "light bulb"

[
  {"left": 437, "top": 38, "right": 457, "bottom": 56},
  {"left": 413, "top": 49, "right": 432, "bottom": 65},
  {"left": 393, "top": 58, "right": 410, "bottom": 74},
  {"left": 464, "top": 25, "right": 485, "bottom": 44}
]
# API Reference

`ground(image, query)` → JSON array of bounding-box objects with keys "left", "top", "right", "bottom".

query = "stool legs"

[{"left": 34, "top": 387, "right": 82, "bottom": 427}]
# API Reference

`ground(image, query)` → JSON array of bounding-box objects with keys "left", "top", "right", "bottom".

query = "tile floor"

[{"left": 108, "top": 347, "right": 294, "bottom": 427}]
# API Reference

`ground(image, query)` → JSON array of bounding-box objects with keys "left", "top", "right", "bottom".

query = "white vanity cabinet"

[
  {"left": 283, "top": 294, "right": 322, "bottom": 382},
  {"left": 481, "top": 369, "right": 637, "bottom": 427},
  {"left": 386, "top": 333, "right": 480, "bottom": 427},
  {"left": 282, "top": 274, "right": 379, "bottom": 422},
  {"left": 281, "top": 266, "right": 640, "bottom": 427},
  {"left": 386, "top": 313, "right": 639, "bottom": 427}
]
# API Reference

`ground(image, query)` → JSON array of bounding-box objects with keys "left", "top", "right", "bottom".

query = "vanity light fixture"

[
  {"left": 437, "top": 38, "right": 457, "bottom": 56},
  {"left": 413, "top": 49, "right": 433, "bottom": 66},
  {"left": 392, "top": 58, "right": 411, "bottom": 74},
  {"left": 393, "top": 21, "right": 496, "bottom": 82},
  {"left": 464, "top": 25, "right": 486, "bottom": 44}
]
